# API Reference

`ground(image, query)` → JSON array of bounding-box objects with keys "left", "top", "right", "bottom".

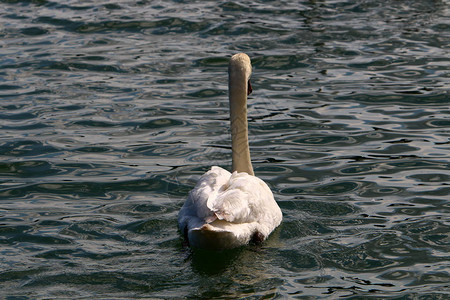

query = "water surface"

[{"left": 0, "top": 0, "right": 449, "bottom": 298}]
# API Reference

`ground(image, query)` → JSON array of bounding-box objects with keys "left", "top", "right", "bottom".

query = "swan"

[{"left": 178, "top": 53, "right": 282, "bottom": 250}]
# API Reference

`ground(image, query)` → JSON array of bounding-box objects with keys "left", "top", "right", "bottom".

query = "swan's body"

[{"left": 178, "top": 53, "right": 282, "bottom": 250}]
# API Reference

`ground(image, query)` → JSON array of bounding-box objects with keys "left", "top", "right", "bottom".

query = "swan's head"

[{"left": 229, "top": 53, "right": 252, "bottom": 96}]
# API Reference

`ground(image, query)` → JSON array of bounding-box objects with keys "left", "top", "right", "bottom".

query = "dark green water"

[{"left": 1, "top": 0, "right": 449, "bottom": 298}]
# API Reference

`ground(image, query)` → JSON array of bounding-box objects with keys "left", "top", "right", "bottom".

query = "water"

[{"left": 1, "top": 0, "right": 449, "bottom": 298}]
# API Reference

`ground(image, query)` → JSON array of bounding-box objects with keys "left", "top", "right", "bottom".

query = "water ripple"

[{"left": 0, "top": 0, "right": 449, "bottom": 298}]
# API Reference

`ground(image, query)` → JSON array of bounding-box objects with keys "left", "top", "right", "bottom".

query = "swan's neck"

[{"left": 229, "top": 73, "right": 254, "bottom": 176}]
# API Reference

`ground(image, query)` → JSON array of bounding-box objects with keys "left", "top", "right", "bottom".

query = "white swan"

[{"left": 178, "top": 53, "right": 282, "bottom": 250}]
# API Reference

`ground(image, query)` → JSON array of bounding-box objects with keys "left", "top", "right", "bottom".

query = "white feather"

[{"left": 178, "top": 166, "right": 282, "bottom": 250}]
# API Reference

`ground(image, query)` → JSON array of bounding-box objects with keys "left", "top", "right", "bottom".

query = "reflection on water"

[{"left": 0, "top": 0, "right": 449, "bottom": 298}]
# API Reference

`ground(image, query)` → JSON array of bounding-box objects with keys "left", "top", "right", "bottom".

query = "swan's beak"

[{"left": 247, "top": 80, "right": 252, "bottom": 95}]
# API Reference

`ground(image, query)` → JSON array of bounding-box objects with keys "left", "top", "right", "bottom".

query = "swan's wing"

[
  {"left": 208, "top": 171, "right": 280, "bottom": 225},
  {"left": 178, "top": 166, "right": 231, "bottom": 229}
]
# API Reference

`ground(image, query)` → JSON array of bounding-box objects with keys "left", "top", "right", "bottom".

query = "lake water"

[{"left": 1, "top": 0, "right": 449, "bottom": 298}]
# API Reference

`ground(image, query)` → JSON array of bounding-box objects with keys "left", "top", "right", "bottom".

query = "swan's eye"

[{"left": 247, "top": 80, "right": 252, "bottom": 95}]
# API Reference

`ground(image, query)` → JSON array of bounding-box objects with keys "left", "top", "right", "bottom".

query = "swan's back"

[{"left": 178, "top": 166, "right": 282, "bottom": 250}]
